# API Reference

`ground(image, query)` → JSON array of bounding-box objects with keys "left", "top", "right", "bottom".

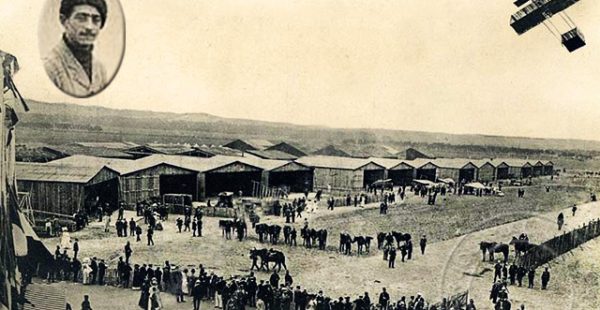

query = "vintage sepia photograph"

[
  {"left": 1, "top": 0, "right": 600, "bottom": 309},
  {"left": 38, "top": 0, "right": 125, "bottom": 98}
]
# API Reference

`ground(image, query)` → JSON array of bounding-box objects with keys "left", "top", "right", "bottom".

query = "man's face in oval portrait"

[{"left": 61, "top": 4, "right": 102, "bottom": 46}]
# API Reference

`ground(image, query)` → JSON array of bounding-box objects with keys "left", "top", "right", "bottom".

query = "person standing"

[
  {"left": 527, "top": 268, "right": 535, "bottom": 289},
  {"left": 147, "top": 226, "right": 155, "bottom": 246},
  {"left": 466, "top": 298, "right": 477, "bottom": 310},
  {"left": 150, "top": 279, "right": 163, "bottom": 310},
  {"left": 388, "top": 248, "right": 396, "bottom": 268},
  {"left": 104, "top": 215, "right": 111, "bottom": 233},
  {"left": 192, "top": 219, "right": 198, "bottom": 237},
  {"left": 90, "top": 257, "right": 98, "bottom": 285},
  {"left": 98, "top": 259, "right": 106, "bottom": 285},
  {"left": 285, "top": 271, "right": 294, "bottom": 287},
  {"left": 73, "top": 238, "right": 79, "bottom": 259},
  {"left": 176, "top": 217, "right": 183, "bottom": 233},
  {"left": 557, "top": 213, "right": 564, "bottom": 230},
  {"left": 124, "top": 241, "right": 132, "bottom": 264},
  {"left": 81, "top": 295, "right": 92, "bottom": 310},
  {"left": 494, "top": 261, "right": 502, "bottom": 282},
  {"left": 192, "top": 279, "right": 204, "bottom": 310},
  {"left": 509, "top": 263, "right": 517, "bottom": 285},
  {"left": 541, "top": 267, "right": 550, "bottom": 290},
  {"left": 419, "top": 235, "right": 427, "bottom": 255},
  {"left": 270, "top": 270, "right": 280, "bottom": 288},
  {"left": 129, "top": 218, "right": 136, "bottom": 237},
  {"left": 378, "top": 288, "right": 390, "bottom": 310}
]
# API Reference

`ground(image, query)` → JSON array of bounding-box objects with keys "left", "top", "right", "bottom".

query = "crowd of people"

[{"left": 41, "top": 185, "right": 581, "bottom": 310}]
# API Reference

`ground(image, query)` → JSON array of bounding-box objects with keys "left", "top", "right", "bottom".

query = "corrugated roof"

[
  {"left": 493, "top": 158, "right": 533, "bottom": 167},
  {"left": 404, "top": 158, "right": 434, "bottom": 169},
  {"left": 430, "top": 158, "right": 477, "bottom": 169},
  {"left": 49, "top": 155, "right": 137, "bottom": 174},
  {"left": 129, "top": 154, "right": 264, "bottom": 174},
  {"left": 296, "top": 155, "right": 382, "bottom": 170},
  {"left": 44, "top": 144, "right": 136, "bottom": 159},
  {"left": 246, "top": 149, "right": 298, "bottom": 160},
  {"left": 147, "top": 144, "right": 195, "bottom": 155},
  {"left": 368, "top": 157, "right": 402, "bottom": 169},
  {"left": 470, "top": 159, "right": 495, "bottom": 168},
  {"left": 16, "top": 162, "right": 110, "bottom": 183}
]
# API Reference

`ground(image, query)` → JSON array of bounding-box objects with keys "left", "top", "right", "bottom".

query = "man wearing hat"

[
  {"left": 192, "top": 279, "right": 204, "bottom": 310},
  {"left": 43, "top": 0, "right": 109, "bottom": 97}
]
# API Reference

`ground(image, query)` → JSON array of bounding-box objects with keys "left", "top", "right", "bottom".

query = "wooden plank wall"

[{"left": 17, "top": 180, "right": 84, "bottom": 215}]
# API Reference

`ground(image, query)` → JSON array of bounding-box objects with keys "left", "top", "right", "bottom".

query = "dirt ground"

[{"left": 41, "top": 182, "right": 600, "bottom": 309}]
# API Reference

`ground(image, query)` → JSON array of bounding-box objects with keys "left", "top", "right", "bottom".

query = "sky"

[{"left": 1, "top": 0, "right": 599, "bottom": 141}]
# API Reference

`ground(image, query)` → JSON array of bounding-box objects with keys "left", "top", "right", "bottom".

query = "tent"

[
  {"left": 464, "top": 182, "right": 488, "bottom": 190},
  {"left": 438, "top": 178, "right": 455, "bottom": 185}
]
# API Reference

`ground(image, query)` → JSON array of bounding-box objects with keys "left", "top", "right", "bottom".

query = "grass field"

[
  {"left": 40, "top": 177, "right": 600, "bottom": 309},
  {"left": 312, "top": 183, "right": 591, "bottom": 245}
]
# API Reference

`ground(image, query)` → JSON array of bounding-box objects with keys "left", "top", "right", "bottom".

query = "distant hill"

[{"left": 14, "top": 100, "right": 600, "bottom": 162}]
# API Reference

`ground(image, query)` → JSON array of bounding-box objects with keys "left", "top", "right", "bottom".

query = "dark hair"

[{"left": 60, "top": 0, "right": 108, "bottom": 28}]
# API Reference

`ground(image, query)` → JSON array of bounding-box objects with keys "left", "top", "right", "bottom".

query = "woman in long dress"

[
  {"left": 138, "top": 280, "right": 150, "bottom": 309},
  {"left": 149, "top": 279, "right": 162, "bottom": 310},
  {"left": 81, "top": 260, "right": 89, "bottom": 284},
  {"left": 181, "top": 269, "right": 189, "bottom": 296},
  {"left": 105, "top": 216, "right": 111, "bottom": 233}
]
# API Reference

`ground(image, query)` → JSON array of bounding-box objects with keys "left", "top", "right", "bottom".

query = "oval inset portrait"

[{"left": 38, "top": 0, "right": 125, "bottom": 98}]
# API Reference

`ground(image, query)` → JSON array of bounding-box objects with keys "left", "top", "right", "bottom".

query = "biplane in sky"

[{"left": 510, "top": 0, "right": 585, "bottom": 52}]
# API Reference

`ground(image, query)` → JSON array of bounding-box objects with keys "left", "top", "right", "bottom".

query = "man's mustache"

[{"left": 79, "top": 31, "right": 97, "bottom": 37}]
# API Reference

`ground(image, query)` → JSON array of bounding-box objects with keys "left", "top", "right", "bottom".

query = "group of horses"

[
  {"left": 377, "top": 231, "right": 412, "bottom": 250},
  {"left": 339, "top": 233, "right": 373, "bottom": 255},
  {"left": 218, "top": 219, "right": 247, "bottom": 240},
  {"left": 479, "top": 234, "right": 536, "bottom": 262},
  {"left": 300, "top": 227, "right": 328, "bottom": 250},
  {"left": 249, "top": 248, "right": 287, "bottom": 271},
  {"left": 254, "top": 223, "right": 283, "bottom": 244}
]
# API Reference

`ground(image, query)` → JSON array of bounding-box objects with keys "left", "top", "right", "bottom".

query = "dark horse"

[
  {"left": 509, "top": 237, "right": 537, "bottom": 257},
  {"left": 479, "top": 241, "right": 509, "bottom": 262},
  {"left": 376, "top": 232, "right": 387, "bottom": 249},
  {"left": 353, "top": 236, "right": 373, "bottom": 255},
  {"left": 392, "top": 231, "right": 412, "bottom": 248},
  {"left": 255, "top": 223, "right": 269, "bottom": 243},
  {"left": 249, "top": 248, "right": 287, "bottom": 271}
]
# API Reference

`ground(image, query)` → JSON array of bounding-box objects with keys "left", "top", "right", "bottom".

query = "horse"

[
  {"left": 317, "top": 229, "right": 328, "bottom": 250},
  {"left": 250, "top": 248, "right": 287, "bottom": 271},
  {"left": 376, "top": 232, "right": 386, "bottom": 249},
  {"left": 480, "top": 241, "right": 509, "bottom": 262},
  {"left": 509, "top": 237, "right": 537, "bottom": 257},
  {"left": 268, "top": 225, "right": 282, "bottom": 244},
  {"left": 300, "top": 227, "right": 310, "bottom": 247},
  {"left": 309, "top": 228, "right": 318, "bottom": 247},
  {"left": 392, "top": 231, "right": 411, "bottom": 249},
  {"left": 340, "top": 233, "right": 350, "bottom": 252},
  {"left": 219, "top": 219, "right": 235, "bottom": 239},
  {"left": 283, "top": 226, "right": 292, "bottom": 244},
  {"left": 254, "top": 223, "right": 269, "bottom": 243},
  {"left": 353, "top": 236, "right": 373, "bottom": 255}
]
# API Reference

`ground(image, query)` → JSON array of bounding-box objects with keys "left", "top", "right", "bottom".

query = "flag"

[{"left": 8, "top": 185, "right": 52, "bottom": 266}]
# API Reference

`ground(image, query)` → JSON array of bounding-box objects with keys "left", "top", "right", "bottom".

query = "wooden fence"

[{"left": 517, "top": 218, "right": 600, "bottom": 269}]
